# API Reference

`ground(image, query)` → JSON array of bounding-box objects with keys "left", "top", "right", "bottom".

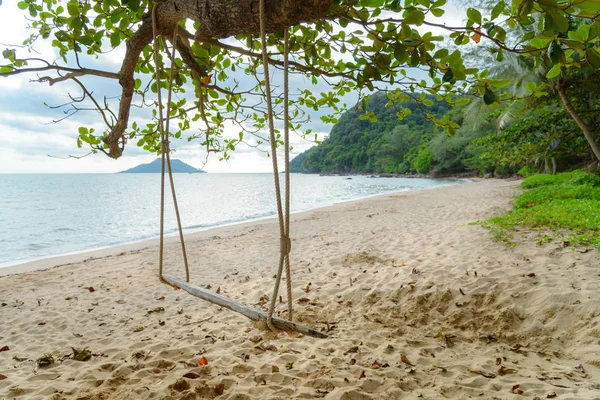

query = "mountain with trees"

[
  {"left": 120, "top": 158, "right": 204, "bottom": 173},
  {"left": 290, "top": 93, "right": 451, "bottom": 174}
]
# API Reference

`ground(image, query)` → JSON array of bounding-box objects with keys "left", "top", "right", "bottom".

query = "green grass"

[
  {"left": 513, "top": 184, "right": 600, "bottom": 209},
  {"left": 521, "top": 170, "right": 600, "bottom": 188},
  {"left": 485, "top": 170, "right": 600, "bottom": 250}
]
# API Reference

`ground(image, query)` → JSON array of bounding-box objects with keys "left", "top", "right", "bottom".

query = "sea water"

[{"left": 0, "top": 173, "right": 460, "bottom": 267}]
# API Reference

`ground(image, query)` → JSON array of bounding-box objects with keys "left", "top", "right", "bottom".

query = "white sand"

[{"left": 1, "top": 179, "right": 599, "bottom": 400}]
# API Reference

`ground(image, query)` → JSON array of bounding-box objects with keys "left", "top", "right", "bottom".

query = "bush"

[
  {"left": 521, "top": 170, "right": 592, "bottom": 188},
  {"left": 517, "top": 166, "right": 537, "bottom": 177},
  {"left": 513, "top": 184, "right": 600, "bottom": 209},
  {"left": 485, "top": 169, "right": 600, "bottom": 250},
  {"left": 412, "top": 148, "right": 433, "bottom": 174}
]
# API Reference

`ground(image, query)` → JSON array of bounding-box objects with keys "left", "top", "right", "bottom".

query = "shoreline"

[{"left": 0, "top": 178, "right": 467, "bottom": 277}]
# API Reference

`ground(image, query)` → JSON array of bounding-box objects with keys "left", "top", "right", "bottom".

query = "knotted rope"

[
  {"left": 259, "top": 0, "right": 294, "bottom": 331},
  {"left": 152, "top": 4, "right": 190, "bottom": 285}
]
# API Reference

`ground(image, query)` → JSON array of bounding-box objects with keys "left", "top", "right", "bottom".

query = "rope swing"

[{"left": 151, "top": 2, "right": 327, "bottom": 339}]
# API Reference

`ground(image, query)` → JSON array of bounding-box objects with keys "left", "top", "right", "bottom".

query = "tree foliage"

[{"left": 1, "top": 0, "right": 599, "bottom": 160}]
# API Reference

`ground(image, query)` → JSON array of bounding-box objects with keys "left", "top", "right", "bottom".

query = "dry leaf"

[
  {"left": 459, "top": 288, "right": 466, "bottom": 295},
  {"left": 371, "top": 360, "right": 382, "bottom": 369},
  {"left": 38, "top": 322, "right": 46, "bottom": 326},
  {"left": 183, "top": 372, "right": 200, "bottom": 379},
  {"left": 472, "top": 27, "right": 482, "bottom": 43},
  {"left": 344, "top": 346, "right": 359, "bottom": 355},
  {"left": 468, "top": 368, "right": 496, "bottom": 378},
  {"left": 0, "top": 374, "right": 6, "bottom": 380},
  {"left": 496, "top": 357, "right": 502, "bottom": 365},
  {"left": 359, "top": 370, "right": 366, "bottom": 379},
  {"left": 271, "top": 365, "right": 280, "bottom": 373},
  {"left": 511, "top": 384, "right": 523, "bottom": 394},
  {"left": 12, "top": 355, "right": 27, "bottom": 361},
  {"left": 522, "top": 273, "right": 536, "bottom": 278},
  {"left": 133, "top": 326, "right": 145, "bottom": 332},
  {"left": 88, "top": 287, "right": 95, "bottom": 292},
  {"left": 215, "top": 383, "right": 225, "bottom": 395},
  {"left": 0, "top": 346, "right": 9, "bottom": 352},
  {"left": 116, "top": 300, "right": 125, "bottom": 304},
  {"left": 199, "top": 356, "right": 208, "bottom": 366},
  {"left": 297, "top": 298, "right": 310, "bottom": 304},
  {"left": 148, "top": 307, "right": 165, "bottom": 314},
  {"left": 401, "top": 354, "right": 414, "bottom": 366},
  {"left": 547, "top": 392, "right": 557, "bottom": 398},
  {"left": 305, "top": 284, "right": 310, "bottom": 293},
  {"left": 498, "top": 365, "right": 517, "bottom": 375},
  {"left": 249, "top": 335, "right": 262, "bottom": 343},
  {"left": 286, "top": 361, "right": 294, "bottom": 370},
  {"left": 156, "top": 296, "right": 165, "bottom": 301},
  {"left": 216, "top": 287, "right": 221, "bottom": 294}
]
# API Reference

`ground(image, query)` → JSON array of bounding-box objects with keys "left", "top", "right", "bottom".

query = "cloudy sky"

[{"left": 0, "top": 2, "right": 465, "bottom": 173}]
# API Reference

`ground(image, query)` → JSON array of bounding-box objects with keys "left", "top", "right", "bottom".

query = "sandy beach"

[{"left": 1, "top": 179, "right": 599, "bottom": 400}]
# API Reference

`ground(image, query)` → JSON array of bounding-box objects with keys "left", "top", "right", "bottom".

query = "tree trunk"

[{"left": 558, "top": 84, "right": 600, "bottom": 163}]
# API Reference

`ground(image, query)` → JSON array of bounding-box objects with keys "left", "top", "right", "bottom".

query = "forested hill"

[{"left": 290, "top": 92, "right": 451, "bottom": 174}]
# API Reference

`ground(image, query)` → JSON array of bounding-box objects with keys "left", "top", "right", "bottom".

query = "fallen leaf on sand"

[
  {"left": 183, "top": 372, "right": 200, "bottom": 379},
  {"left": 297, "top": 298, "right": 310, "bottom": 304},
  {"left": 38, "top": 322, "right": 47, "bottom": 326},
  {"left": 523, "top": 273, "right": 536, "bottom": 277},
  {"left": 88, "top": 287, "right": 95, "bottom": 292},
  {"left": 133, "top": 326, "right": 145, "bottom": 332},
  {"left": 401, "top": 354, "right": 414, "bottom": 366},
  {"left": 344, "top": 346, "right": 359, "bottom": 355},
  {"left": 498, "top": 365, "right": 517, "bottom": 375},
  {"left": 215, "top": 383, "right": 225, "bottom": 395},
  {"left": 199, "top": 356, "right": 208, "bottom": 366},
  {"left": 371, "top": 360, "right": 382, "bottom": 369},
  {"left": 12, "top": 356, "right": 27, "bottom": 361},
  {"left": 148, "top": 307, "right": 165, "bottom": 314},
  {"left": 249, "top": 335, "right": 262, "bottom": 343},
  {"left": 216, "top": 287, "right": 221, "bottom": 294},
  {"left": 547, "top": 392, "right": 557, "bottom": 398},
  {"left": 511, "top": 384, "right": 523, "bottom": 394},
  {"left": 359, "top": 370, "right": 366, "bottom": 379},
  {"left": 0, "top": 346, "right": 9, "bottom": 352},
  {"left": 0, "top": 374, "right": 6, "bottom": 380},
  {"left": 468, "top": 368, "right": 496, "bottom": 378},
  {"left": 156, "top": 296, "right": 165, "bottom": 301},
  {"left": 116, "top": 300, "right": 125, "bottom": 304}
]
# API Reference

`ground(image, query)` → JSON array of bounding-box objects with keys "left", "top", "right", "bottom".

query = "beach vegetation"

[{"left": 485, "top": 171, "right": 600, "bottom": 250}]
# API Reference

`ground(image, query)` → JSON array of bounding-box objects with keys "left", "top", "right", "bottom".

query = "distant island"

[{"left": 120, "top": 158, "right": 205, "bottom": 173}]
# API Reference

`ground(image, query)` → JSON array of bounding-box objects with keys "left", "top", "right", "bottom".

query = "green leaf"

[
  {"left": 67, "top": 2, "right": 79, "bottom": 16},
  {"left": 577, "top": 24, "right": 590, "bottom": 41},
  {"left": 430, "top": 8, "right": 444, "bottom": 17},
  {"left": 467, "top": 8, "right": 482, "bottom": 25},
  {"left": 546, "top": 64, "right": 561, "bottom": 79},
  {"left": 483, "top": 88, "right": 496, "bottom": 105},
  {"left": 585, "top": 48, "right": 600, "bottom": 69},
  {"left": 491, "top": 1, "right": 506, "bottom": 19},
  {"left": 17, "top": 1, "right": 28, "bottom": 10},
  {"left": 110, "top": 32, "right": 121, "bottom": 48},
  {"left": 423, "top": 99, "right": 434, "bottom": 106},
  {"left": 442, "top": 69, "right": 453, "bottom": 82},
  {"left": 403, "top": 10, "right": 425, "bottom": 26}
]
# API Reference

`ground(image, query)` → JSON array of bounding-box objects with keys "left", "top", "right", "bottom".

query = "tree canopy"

[{"left": 1, "top": 0, "right": 599, "bottom": 161}]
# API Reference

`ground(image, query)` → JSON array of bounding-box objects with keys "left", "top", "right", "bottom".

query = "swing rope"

[
  {"left": 152, "top": 5, "right": 189, "bottom": 285},
  {"left": 259, "top": 0, "right": 294, "bottom": 331},
  {"left": 152, "top": 1, "right": 295, "bottom": 333}
]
